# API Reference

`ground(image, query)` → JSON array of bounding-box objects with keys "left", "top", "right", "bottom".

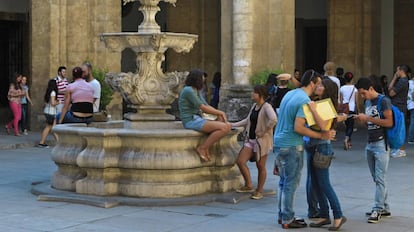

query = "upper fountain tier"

[
  {"left": 100, "top": 32, "right": 198, "bottom": 54},
  {"left": 102, "top": 0, "right": 197, "bottom": 53}
]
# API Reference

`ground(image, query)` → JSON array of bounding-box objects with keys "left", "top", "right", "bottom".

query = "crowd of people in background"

[
  {"left": 4, "top": 63, "right": 101, "bottom": 148},
  {"left": 179, "top": 61, "right": 412, "bottom": 230}
]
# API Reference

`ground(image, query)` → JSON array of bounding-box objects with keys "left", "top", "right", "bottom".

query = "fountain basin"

[
  {"left": 100, "top": 32, "right": 198, "bottom": 53},
  {"left": 51, "top": 121, "right": 242, "bottom": 198}
]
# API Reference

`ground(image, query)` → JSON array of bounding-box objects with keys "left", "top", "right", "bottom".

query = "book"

[{"left": 303, "top": 98, "right": 338, "bottom": 127}]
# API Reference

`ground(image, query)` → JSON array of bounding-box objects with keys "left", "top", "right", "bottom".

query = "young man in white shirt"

[{"left": 82, "top": 62, "right": 101, "bottom": 113}]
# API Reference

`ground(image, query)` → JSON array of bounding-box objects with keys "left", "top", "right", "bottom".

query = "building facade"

[{"left": 0, "top": 0, "right": 412, "bottom": 128}]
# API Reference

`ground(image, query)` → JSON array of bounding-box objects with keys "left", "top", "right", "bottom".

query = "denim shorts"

[
  {"left": 183, "top": 115, "right": 207, "bottom": 131},
  {"left": 44, "top": 114, "right": 56, "bottom": 125}
]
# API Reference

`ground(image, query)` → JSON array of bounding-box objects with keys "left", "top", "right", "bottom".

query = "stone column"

[
  {"left": 232, "top": 0, "right": 253, "bottom": 85},
  {"left": 380, "top": 0, "right": 393, "bottom": 78},
  {"left": 218, "top": 0, "right": 252, "bottom": 122},
  {"left": 220, "top": 0, "right": 295, "bottom": 121}
]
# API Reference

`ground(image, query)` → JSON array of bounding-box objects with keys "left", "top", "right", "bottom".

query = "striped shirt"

[{"left": 55, "top": 76, "right": 68, "bottom": 103}]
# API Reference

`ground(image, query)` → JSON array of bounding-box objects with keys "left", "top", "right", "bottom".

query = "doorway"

[{"left": 295, "top": 0, "right": 328, "bottom": 74}]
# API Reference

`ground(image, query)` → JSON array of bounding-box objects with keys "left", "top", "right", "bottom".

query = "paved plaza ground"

[{"left": 0, "top": 128, "right": 413, "bottom": 232}]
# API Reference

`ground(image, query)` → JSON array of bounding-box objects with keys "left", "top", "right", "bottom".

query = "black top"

[
  {"left": 249, "top": 105, "right": 262, "bottom": 139},
  {"left": 71, "top": 102, "right": 93, "bottom": 114},
  {"left": 272, "top": 87, "right": 291, "bottom": 109},
  {"left": 391, "top": 77, "right": 409, "bottom": 113}
]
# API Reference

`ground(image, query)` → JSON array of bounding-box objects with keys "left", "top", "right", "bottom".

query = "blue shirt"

[
  {"left": 21, "top": 85, "right": 28, "bottom": 104},
  {"left": 274, "top": 88, "right": 310, "bottom": 147}
]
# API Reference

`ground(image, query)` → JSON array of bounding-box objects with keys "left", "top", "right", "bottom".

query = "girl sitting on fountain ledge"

[{"left": 179, "top": 69, "right": 232, "bottom": 162}]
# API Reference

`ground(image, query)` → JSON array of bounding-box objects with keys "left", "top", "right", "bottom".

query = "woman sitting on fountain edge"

[{"left": 179, "top": 69, "right": 232, "bottom": 162}]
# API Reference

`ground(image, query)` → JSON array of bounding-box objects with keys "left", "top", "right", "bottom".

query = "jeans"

[
  {"left": 306, "top": 149, "right": 320, "bottom": 217},
  {"left": 345, "top": 110, "right": 356, "bottom": 139},
  {"left": 366, "top": 140, "right": 390, "bottom": 212},
  {"left": 408, "top": 109, "right": 414, "bottom": 142},
  {"left": 306, "top": 142, "right": 343, "bottom": 219},
  {"left": 20, "top": 103, "right": 28, "bottom": 132},
  {"left": 274, "top": 145, "right": 304, "bottom": 223},
  {"left": 57, "top": 111, "right": 93, "bottom": 124}
]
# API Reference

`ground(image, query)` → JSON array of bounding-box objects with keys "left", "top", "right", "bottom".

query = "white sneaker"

[
  {"left": 23, "top": 129, "right": 28, "bottom": 135},
  {"left": 391, "top": 150, "right": 406, "bottom": 158},
  {"left": 390, "top": 149, "right": 398, "bottom": 157}
]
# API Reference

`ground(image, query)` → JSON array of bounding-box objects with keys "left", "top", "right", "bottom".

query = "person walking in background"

[
  {"left": 55, "top": 66, "right": 68, "bottom": 114},
  {"left": 209, "top": 72, "right": 221, "bottom": 109},
  {"left": 178, "top": 69, "right": 231, "bottom": 162},
  {"left": 265, "top": 73, "right": 278, "bottom": 102},
  {"left": 82, "top": 62, "right": 101, "bottom": 113},
  {"left": 288, "top": 69, "right": 301, "bottom": 89},
  {"left": 388, "top": 65, "right": 409, "bottom": 158},
  {"left": 323, "top": 61, "right": 341, "bottom": 103},
  {"left": 305, "top": 78, "right": 347, "bottom": 230},
  {"left": 37, "top": 79, "right": 59, "bottom": 148},
  {"left": 273, "top": 70, "right": 336, "bottom": 229},
  {"left": 6, "top": 73, "right": 25, "bottom": 136},
  {"left": 380, "top": 75, "right": 389, "bottom": 96},
  {"left": 20, "top": 75, "right": 33, "bottom": 135},
  {"left": 354, "top": 77, "right": 393, "bottom": 224},
  {"left": 340, "top": 72, "right": 358, "bottom": 150},
  {"left": 232, "top": 85, "right": 277, "bottom": 200},
  {"left": 272, "top": 73, "right": 292, "bottom": 115},
  {"left": 407, "top": 75, "right": 414, "bottom": 144},
  {"left": 336, "top": 67, "right": 346, "bottom": 86},
  {"left": 200, "top": 72, "right": 208, "bottom": 101},
  {"left": 58, "top": 67, "right": 94, "bottom": 124}
]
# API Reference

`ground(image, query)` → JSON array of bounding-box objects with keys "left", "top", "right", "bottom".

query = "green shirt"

[{"left": 179, "top": 86, "right": 208, "bottom": 124}]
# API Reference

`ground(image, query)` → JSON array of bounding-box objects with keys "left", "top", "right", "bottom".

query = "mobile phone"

[{"left": 347, "top": 114, "right": 356, "bottom": 118}]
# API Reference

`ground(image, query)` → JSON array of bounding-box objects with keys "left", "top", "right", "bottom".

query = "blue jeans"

[
  {"left": 20, "top": 103, "right": 28, "bottom": 132},
  {"left": 306, "top": 142, "right": 343, "bottom": 219},
  {"left": 366, "top": 140, "right": 390, "bottom": 212},
  {"left": 306, "top": 149, "right": 320, "bottom": 217},
  {"left": 345, "top": 110, "right": 356, "bottom": 138},
  {"left": 57, "top": 111, "right": 93, "bottom": 124},
  {"left": 274, "top": 145, "right": 304, "bottom": 223},
  {"left": 408, "top": 109, "right": 414, "bottom": 142}
]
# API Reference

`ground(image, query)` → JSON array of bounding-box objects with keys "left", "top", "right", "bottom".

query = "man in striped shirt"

[{"left": 54, "top": 66, "right": 68, "bottom": 114}]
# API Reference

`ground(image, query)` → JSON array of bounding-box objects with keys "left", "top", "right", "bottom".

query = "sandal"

[
  {"left": 343, "top": 138, "right": 349, "bottom": 150},
  {"left": 196, "top": 147, "right": 209, "bottom": 162},
  {"left": 5, "top": 125, "right": 10, "bottom": 135}
]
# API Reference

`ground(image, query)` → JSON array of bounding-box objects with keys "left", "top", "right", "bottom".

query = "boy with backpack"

[{"left": 354, "top": 77, "right": 393, "bottom": 224}]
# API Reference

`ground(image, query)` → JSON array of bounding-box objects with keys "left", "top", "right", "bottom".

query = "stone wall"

[
  {"left": 327, "top": 0, "right": 381, "bottom": 78},
  {"left": 165, "top": 0, "right": 221, "bottom": 91},
  {"left": 30, "top": 0, "right": 122, "bottom": 130},
  {"left": 394, "top": 0, "right": 414, "bottom": 68}
]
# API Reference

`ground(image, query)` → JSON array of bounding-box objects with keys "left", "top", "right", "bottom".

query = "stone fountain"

[{"left": 49, "top": 0, "right": 242, "bottom": 199}]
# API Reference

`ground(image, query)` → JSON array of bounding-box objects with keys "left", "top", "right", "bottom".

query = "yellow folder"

[{"left": 303, "top": 98, "right": 338, "bottom": 127}]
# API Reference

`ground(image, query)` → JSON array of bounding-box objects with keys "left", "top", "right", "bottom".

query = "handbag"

[
  {"left": 312, "top": 149, "right": 333, "bottom": 169},
  {"left": 338, "top": 87, "right": 355, "bottom": 114},
  {"left": 338, "top": 103, "right": 349, "bottom": 114}
]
